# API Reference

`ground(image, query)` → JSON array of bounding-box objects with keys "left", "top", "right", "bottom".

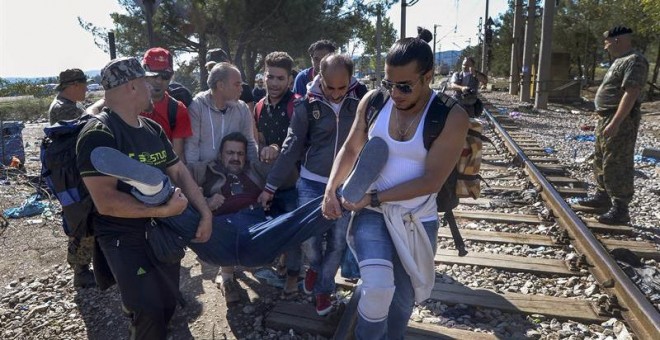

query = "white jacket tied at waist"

[{"left": 347, "top": 195, "right": 437, "bottom": 303}]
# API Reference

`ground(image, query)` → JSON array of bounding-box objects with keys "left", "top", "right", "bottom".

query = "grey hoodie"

[
  {"left": 264, "top": 75, "right": 361, "bottom": 193},
  {"left": 184, "top": 89, "right": 258, "bottom": 165}
]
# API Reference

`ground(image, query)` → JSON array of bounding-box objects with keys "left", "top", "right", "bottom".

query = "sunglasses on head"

[{"left": 381, "top": 77, "right": 422, "bottom": 94}]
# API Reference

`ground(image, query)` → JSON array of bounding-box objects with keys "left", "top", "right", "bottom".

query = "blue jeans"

[
  {"left": 297, "top": 177, "right": 349, "bottom": 295},
  {"left": 351, "top": 209, "right": 439, "bottom": 340},
  {"left": 271, "top": 187, "right": 302, "bottom": 277},
  {"left": 159, "top": 196, "right": 335, "bottom": 267}
]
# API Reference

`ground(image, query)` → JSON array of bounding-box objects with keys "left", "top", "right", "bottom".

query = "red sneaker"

[
  {"left": 315, "top": 293, "right": 333, "bottom": 316},
  {"left": 303, "top": 268, "right": 317, "bottom": 295}
]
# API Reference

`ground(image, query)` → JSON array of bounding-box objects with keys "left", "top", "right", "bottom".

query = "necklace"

[{"left": 395, "top": 108, "right": 422, "bottom": 141}]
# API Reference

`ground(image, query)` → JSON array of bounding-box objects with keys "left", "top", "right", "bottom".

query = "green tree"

[{"left": 80, "top": 0, "right": 372, "bottom": 89}]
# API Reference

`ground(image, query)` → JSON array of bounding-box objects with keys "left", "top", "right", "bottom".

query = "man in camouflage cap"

[
  {"left": 48, "top": 68, "right": 90, "bottom": 125},
  {"left": 578, "top": 26, "right": 649, "bottom": 224},
  {"left": 47, "top": 68, "right": 97, "bottom": 288},
  {"left": 76, "top": 57, "right": 213, "bottom": 338}
]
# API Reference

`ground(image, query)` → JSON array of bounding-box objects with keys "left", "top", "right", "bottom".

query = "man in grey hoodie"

[
  {"left": 184, "top": 62, "right": 259, "bottom": 298},
  {"left": 257, "top": 53, "right": 361, "bottom": 316},
  {"left": 185, "top": 62, "right": 258, "bottom": 168}
]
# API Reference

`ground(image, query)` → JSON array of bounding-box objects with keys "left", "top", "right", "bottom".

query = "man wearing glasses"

[
  {"left": 322, "top": 29, "right": 468, "bottom": 339},
  {"left": 141, "top": 47, "right": 193, "bottom": 163},
  {"left": 85, "top": 48, "right": 193, "bottom": 163}
]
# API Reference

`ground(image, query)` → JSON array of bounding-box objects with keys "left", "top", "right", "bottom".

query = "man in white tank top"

[{"left": 322, "top": 28, "right": 469, "bottom": 340}]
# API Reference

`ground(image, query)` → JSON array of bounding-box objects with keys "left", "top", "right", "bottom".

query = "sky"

[{"left": 0, "top": 0, "right": 510, "bottom": 78}]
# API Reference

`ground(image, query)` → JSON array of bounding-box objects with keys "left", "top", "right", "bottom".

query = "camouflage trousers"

[
  {"left": 593, "top": 111, "right": 641, "bottom": 204},
  {"left": 67, "top": 235, "right": 94, "bottom": 267}
]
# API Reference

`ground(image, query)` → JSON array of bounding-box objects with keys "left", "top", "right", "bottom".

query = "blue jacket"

[{"left": 293, "top": 67, "right": 314, "bottom": 96}]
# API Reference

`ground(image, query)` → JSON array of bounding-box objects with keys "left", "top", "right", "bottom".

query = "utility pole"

[
  {"left": 401, "top": 0, "right": 407, "bottom": 39},
  {"left": 481, "top": 0, "right": 490, "bottom": 72},
  {"left": 535, "top": 0, "right": 555, "bottom": 109},
  {"left": 375, "top": 5, "right": 383, "bottom": 85},
  {"left": 433, "top": 24, "right": 442, "bottom": 83},
  {"left": 520, "top": 0, "right": 536, "bottom": 102},
  {"left": 509, "top": 0, "right": 524, "bottom": 95},
  {"left": 108, "top": 32, "right": 117, "bottom": 59}
]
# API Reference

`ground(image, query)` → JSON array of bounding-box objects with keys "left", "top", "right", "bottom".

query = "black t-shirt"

[
  {"left": 76, "top": 110, "right": 179, "bottom": 237},
  {"left": 257, "top": 91, "right": 294, "bottom": 147}
]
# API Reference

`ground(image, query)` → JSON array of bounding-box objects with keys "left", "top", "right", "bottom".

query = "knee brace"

[{"left": 358, "top": 259, "right": 395, "bottom": 322}]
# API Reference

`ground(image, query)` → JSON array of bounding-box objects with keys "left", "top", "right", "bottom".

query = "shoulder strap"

[
  {"left": 96, "top": 111, "right": 124, "bottom": 149},
  {"left": 254, "top": 98, "right": 265, "bottom": 124},
  {"left": 364, "top": 89, "right": 389, "bottom": 133},
  {"left": 167, "top": 97, "right": 178, "bottom": 132},
  {"left": 422, "top": 93, "right": 455, "bottom": 150},
  {"left": 287, "top": 94, "right": 302, "bottom": 120}
]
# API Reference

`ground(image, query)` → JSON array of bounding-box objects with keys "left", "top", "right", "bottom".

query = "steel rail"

[{"left": 484, "top": 107, "right": 660, "bottom": 339}]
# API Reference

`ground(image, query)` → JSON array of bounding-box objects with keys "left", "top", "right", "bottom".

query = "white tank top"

[{"left": 368, "top": 93, "right": 438, "bottom": 219}]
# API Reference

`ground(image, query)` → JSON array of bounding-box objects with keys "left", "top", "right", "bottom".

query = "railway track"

[{"left": 264, "top": 99, "right": 660, "bottom": 339}]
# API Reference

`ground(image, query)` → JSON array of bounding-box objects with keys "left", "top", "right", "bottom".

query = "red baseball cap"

[{"left": 142, "top": 47, "right": 173, "bottom": 75}]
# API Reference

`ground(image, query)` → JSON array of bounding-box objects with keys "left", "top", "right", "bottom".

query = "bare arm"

[
  {"left": 85, "top": 98, "right": 105, "bottom": 115},
  {"left": 166, "top": 161, "right": 212, "bottom": 242},
  {"left": 172, "top": 138, "right": 186, "bottom": 164},
  {"left": 342, "top": 104, "right": 469, "bottom": 211}
]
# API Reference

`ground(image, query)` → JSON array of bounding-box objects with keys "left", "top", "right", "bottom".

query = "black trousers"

[{"left": 98, "top": 232, "right": 180, "bottom": 340}]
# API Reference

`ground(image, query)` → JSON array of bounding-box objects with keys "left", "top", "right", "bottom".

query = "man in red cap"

[
  {"left": 141, "top": 47, "right": 193, "bottom": 163},
  {"left": 86, "top": 48, "right": 194, "bottom": 163}
]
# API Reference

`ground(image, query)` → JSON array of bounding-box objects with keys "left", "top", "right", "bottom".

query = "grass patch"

[
  {"left": 0, "top": 97, "right": 51, "bottom": 122},
  {"left": 0, "top": 93, "right": 104, "bottom": 122}
]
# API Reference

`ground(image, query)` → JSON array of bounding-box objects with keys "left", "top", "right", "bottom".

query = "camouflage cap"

[
  {"left": 55, "top": 68, "right": 90, "bottom": 91},
  {"left": 101, "top": 57, "right": 146, "bottom": 90}
]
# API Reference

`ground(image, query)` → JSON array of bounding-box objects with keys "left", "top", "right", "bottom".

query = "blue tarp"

[
  {"left": 2, "top": 194, "right": 50, "bottom": 219},
  {"left": 566, "top": 134, "right": 596, "bottom": 142}
]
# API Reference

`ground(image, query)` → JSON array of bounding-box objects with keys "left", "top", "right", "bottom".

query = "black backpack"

[
  {"left": 364, "top": 89, "right": 459, "bottom": 212},
  {"left": 40, "top": 113, "right": 120, "bottom": 239},
  {"left": 168, "top": 82, "right": 192, "bottom": 107}
]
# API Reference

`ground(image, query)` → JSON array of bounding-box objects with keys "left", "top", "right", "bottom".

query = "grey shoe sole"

[
  {"left": 91, "top": 146, "right": 174, "bottom": 206},
  {"left": 342, "top": 137, "right": 389, "bottom": 203},
  {"left": 91, "top": 146, "right": 166, "bottom": 195}
]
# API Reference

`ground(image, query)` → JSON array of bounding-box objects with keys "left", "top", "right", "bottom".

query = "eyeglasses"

[{"left": 381, "top": 77, "right": 422, "bottom": 94}]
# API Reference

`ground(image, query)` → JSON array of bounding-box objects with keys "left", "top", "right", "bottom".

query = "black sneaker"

[
  {"left": 220, "top": 279, "right": 241, "bottom": 303},
  {"left": 73, "top": 265, "right": 96, "bottom": 288}
]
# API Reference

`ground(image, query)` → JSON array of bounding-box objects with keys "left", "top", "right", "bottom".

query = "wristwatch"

[{"left": 370, "top": 192, "right": 381, "bottom": 208}]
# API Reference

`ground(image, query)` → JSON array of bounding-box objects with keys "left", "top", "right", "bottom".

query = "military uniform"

[
  {"left": 48, "top": 94, "right": 84, "bottom": 125},
  {"left": 593, "top": 50, "right": 648, "bottom": 205}
]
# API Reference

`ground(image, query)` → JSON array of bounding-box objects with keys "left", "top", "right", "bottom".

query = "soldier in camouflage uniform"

[
  {"left": 48, "top": 68, "right": 96, "bottom": 287},
  {"left": 48, "top": 69, "right": 88, "bottom": 125},
  {"left": 579, "top": 26, "right": 649, "bottom": 225}
]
